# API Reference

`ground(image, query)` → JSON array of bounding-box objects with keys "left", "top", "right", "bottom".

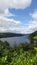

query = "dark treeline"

[{"left": 0, "top": 33, "right": 24, "bottom": 38}]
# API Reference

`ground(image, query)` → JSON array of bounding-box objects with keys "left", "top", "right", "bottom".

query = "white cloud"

[
  {"left": 12, "top": 20, "right": 37, "bottom": 34},
  {"left": 0, "top": 0, "right": 32, "bottom": 10},
  {"left": 26, "top": 20, "right": 37, "bottom": 33},
  {"left": 0, "top": 27, "right": 7, "bottom": 32},
  {"left": 0, "top": 20, "right": 37, "bottom": 34},
  {"left": 0, "top": 9, "right": 15, "bottom": 17},
  {"left": 0, "top": 16, "right": 37, "bottom": 34},
  {"left": 28, "top": 10, "right": 37, "bottom": 33},
  {"left": 0, "top": 16, "right": 21, "bottom": 28},
  {"left": 0, "top": 0, "right": 32, "bottom": 18},
  {"left": 30, "top": 10, "right": 37, "bottom": 19},
  {"left": 0, "top": 27, "right": 28, "bottom": 33},
  {"left": 0, "top": 15, "right": 21, "bottom": 33},
  {"left": 8, "top": 20, "right": 37, "bottom": 34},
  {"left": 0, "top": 0, "right": 37, "bottom": 34}
]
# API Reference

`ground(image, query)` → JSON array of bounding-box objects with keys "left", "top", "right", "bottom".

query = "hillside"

[
  {"left": 0, "top": 33, "right": 24, "bottom": 38},
  {"left": 30, "top": 31, "right": 37, "bottom": 36},
  {"left": 29, "top": 31, "right": 37, "bottom": 44}
]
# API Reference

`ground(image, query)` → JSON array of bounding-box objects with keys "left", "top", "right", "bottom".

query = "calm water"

[{"left": 0, "top": 36, "right": 30, "bottom": 46}]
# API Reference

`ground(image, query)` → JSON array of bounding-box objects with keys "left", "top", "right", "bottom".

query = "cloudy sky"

[{"left": 0, "top": 0, "right": 37, "bottom": 34}]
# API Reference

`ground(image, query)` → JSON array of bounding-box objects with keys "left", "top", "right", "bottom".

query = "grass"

[{"left": 33, "top": 36, "right": 37, "bottom": 40}]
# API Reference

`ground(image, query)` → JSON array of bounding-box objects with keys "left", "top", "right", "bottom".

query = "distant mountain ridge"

[
  {"left": 0, "top": 31, "right": 37, "bottom": 38},
  {"left": 0, "top": 33, "right": 24, "bottom": 38}
]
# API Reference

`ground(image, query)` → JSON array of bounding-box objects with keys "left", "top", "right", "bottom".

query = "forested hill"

[
  {"left": 30, "top": 31, "right": 37, "bottom": 36},
  {"left": 29, "top": 31, "right": 37, "bottom": 44},
  {"left": 0, "top": 33, "right": 24, "bottom": 38}
]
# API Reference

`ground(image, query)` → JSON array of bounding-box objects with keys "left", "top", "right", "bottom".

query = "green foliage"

[{"left": 0, "top": 40, "right": 37, "bottom": 65}]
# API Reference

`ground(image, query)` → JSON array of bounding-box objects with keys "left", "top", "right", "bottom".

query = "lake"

[{"left": 0, "top": 36, "right": 30, "bottom": 46}]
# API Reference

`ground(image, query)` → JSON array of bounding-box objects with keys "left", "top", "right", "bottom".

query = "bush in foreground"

[{"left": 0, "top": 41, "right": 37, "bottom": 65}]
